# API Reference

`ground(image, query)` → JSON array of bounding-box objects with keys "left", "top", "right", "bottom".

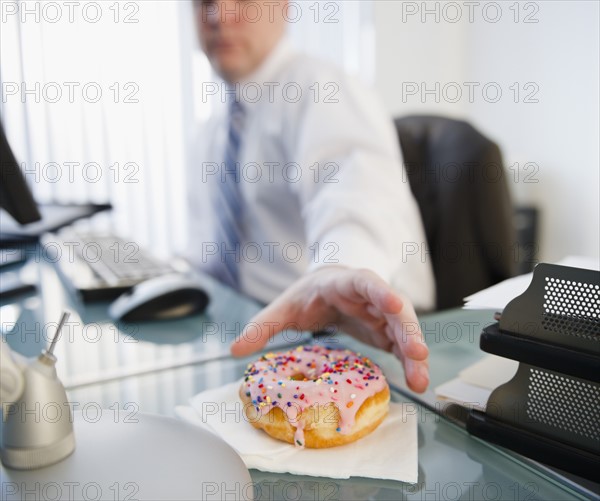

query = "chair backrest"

[{"left": 394, "top": 115, "right": 516, "bottom": 310}]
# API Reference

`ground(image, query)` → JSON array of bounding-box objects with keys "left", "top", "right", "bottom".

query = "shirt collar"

[{"left": 230, "top": 36, "right": 295, "bottom": 110}]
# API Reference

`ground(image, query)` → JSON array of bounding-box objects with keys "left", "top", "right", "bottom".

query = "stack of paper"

[
  {"left": 441, "top": 256, "right": 598, "bottom": 411},
  {"left": 463, "top": 255, "right": 599, "bottom": 310},
  {"left": 434, "top": 355, "right": 519, "bottom": 411}
]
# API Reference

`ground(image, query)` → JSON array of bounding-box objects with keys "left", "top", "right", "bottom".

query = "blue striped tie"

[{"left": 214, "top": 99, "right": 246, "bottom": 288}]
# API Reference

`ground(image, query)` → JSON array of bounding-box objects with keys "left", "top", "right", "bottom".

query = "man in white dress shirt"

[{"left": 191, "top": 0, "right": 435, "bottom": 392}]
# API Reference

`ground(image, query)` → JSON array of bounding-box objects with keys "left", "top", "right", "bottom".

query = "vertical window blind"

[{"left": 1, "top": 0, "right": 375, "bottom": 259}]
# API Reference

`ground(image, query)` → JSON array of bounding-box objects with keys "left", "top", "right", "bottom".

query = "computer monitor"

[
  {"left": 0, "top": 121, "right": 42, "bottom": 225},
  {"left": 0, "top": 121, "right": 111, "bottom": 247}
]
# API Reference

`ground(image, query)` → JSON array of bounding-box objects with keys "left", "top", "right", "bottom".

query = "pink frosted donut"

[{"left": 239, "top": 345, "right": 390, "bottom": 448}]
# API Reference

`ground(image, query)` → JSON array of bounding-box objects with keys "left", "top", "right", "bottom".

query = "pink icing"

[{"left": 242, "top": 345, "right": 387, "bottom": 447}]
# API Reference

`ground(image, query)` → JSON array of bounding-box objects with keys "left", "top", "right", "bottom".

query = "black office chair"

[{"left": 394, "top": 115, "right": 517, "bottom": 310}]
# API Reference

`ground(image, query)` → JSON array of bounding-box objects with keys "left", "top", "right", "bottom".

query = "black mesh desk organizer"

[{"left": 466, "top": 263, "right": 600, "bottom": 480}]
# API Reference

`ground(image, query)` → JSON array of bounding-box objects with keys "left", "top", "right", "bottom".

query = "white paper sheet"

[
  {"left": 435, "top": 355, "right": 520, "bottom": 411},
  {"left": 463, "top": 255, "right": 599, "bottom": 310}
]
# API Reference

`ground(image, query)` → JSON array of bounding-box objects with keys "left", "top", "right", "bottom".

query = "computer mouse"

[{"left": 108, "top": 274, "right": 210, "bottom": 322}]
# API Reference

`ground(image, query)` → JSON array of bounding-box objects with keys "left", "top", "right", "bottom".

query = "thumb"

[{"left": 230, "top": 301, "right": 290, "bottom": 357}]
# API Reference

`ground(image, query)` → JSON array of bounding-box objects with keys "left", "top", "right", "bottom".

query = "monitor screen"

[{"left": 0, "top": 121, "right": 41, "bottom": 225}]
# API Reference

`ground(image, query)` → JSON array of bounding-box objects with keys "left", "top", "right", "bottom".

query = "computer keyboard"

[
  {"left": 76, "top": 234, "right": 173, "bottom": 286},
  {"left": 42, "top": 230, "right": 176, "bottom": 302}
]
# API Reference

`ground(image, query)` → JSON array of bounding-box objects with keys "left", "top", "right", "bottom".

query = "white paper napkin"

[{"left": 175, "top": 381, "right": 418, "bottom": 483}]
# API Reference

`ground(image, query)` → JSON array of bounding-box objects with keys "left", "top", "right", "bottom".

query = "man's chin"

[{"left": 212, "top": 61, "right": 249, "bottom": 84}]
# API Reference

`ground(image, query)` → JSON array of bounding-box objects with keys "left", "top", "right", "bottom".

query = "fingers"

[
  {"left": 230, "top": 301, "right": 288, "bottom": 357},
  {"left": 325, "top": 268, "right": 401, "bottom": 314},
  {"left": 230, "top": 267, "right": 345, "bottom": 358},
  {"left": 349, "top": 302, "right": 426, "bottom": 381},
  {"left": 348, "top": 270, "right": 404, "bottom": 315},
  {"left": 343, "top": 271, "right": 429, "bottom": 361},
  {"left": 365, "top": 304, "right": 382, "bottom": 319},
  {"left": 400, "top": 329, "right": 429, "bottom": 361},
  {"left": 393, "top": 344, "right": 429, "bottom": 393},
  {"left": 388, "top": 299, "right": 429, "bottom": 362},
  {"left": 365, "top": 328, "right": 394, "bottom": 351},
  {"left": 231, "top": 267, "right": 431, "bottom": 395},
  {"left": 387, "top": 297, "right": 429, "bottom": 392},
  {"left": 404, "top": 359, "right": 430, "bottom": 393}
]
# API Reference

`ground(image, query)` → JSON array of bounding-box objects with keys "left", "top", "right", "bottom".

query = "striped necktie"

[{"left": 214, "top": 98, "right": 246, "bottom": 288}]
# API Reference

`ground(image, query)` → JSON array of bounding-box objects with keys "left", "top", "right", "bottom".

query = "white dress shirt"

[{"left": 187, "top": 37, "right": 435, "bottom": 311}]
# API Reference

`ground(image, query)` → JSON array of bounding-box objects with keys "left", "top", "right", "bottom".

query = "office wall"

[
  {"left": 373, "top": 1, "right": 600, "bottom": 263},
  {"left": 373, "top": 0, "right": 467, "bottom": 118}
]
